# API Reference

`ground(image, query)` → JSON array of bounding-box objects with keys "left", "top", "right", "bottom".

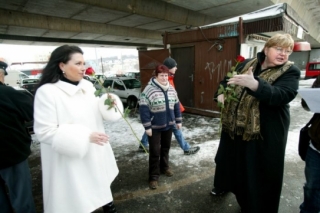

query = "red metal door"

[{"left": 138, "top": 49, "right": 169, "bottom": 90}]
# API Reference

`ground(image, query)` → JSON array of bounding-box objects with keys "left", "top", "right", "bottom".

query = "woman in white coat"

[{"left": 34, "top": 45, "right": 121, "bottom": 213}]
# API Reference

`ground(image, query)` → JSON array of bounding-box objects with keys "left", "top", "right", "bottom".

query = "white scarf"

[{"left": 154, "top": 78, "right": 170, "bottom": 91}]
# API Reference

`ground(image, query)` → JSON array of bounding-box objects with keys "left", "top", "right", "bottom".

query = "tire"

[{"left": 127, "top": 97, "right": 138, "bottom": 109}]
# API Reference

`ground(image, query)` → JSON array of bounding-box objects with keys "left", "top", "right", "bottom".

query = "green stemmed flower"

[
  {"left": 217, "top": 55, "right": 245, "bottom": 133},
  {"left": 90, "top": 73, "right": 148, "bottom": 154}
]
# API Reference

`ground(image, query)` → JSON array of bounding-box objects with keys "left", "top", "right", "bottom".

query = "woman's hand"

[
  {"left": 176, "top": 123, "right": 182, "bottom": 129},
  {"left": 227, "top": 67, "right": 258, "bottom": 91},
  {"left": 146, "top": 129, "right": 152, "bottom": 137},
  {"left": 90, "top": 132, "right": 109, "bottom": 146},
  {"left": 217, "top": 94, "right": 225, "bottom": 105}
]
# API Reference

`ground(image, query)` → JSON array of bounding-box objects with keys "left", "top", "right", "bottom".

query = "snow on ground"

[
  {"left": 298, "top": 79, "right": 315, "bottom": 88},
  {"left": 101, "top": 112, "right": 221, "bottom": 168},
  {"left": 30, "top": 78, "right": 315, "bottom": 166},
  {"left": 285, "top": 79, "right": 314, "bottom": 162}
]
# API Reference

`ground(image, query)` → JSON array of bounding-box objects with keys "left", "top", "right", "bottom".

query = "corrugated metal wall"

[
  {"left": 310, "top": 49, "right": 320, "bottom": 62},
  {"left": 243, "top": 17, "right": 283, "bottom": 35},
  {"left": 243, "top": 16, "right": 308, "bottom": 41},
  {"left": 290, "top": 52, "right": 309, "bottom": 70},
  {"left": 166, "top": 24, "right": 239, "bottom": 44}
]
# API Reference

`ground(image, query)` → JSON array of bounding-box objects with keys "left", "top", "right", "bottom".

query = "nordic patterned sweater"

[{"left": 139, "top": 77, "right": 182, "bottom": 131}]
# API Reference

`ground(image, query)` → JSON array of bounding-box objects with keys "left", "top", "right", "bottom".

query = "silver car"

[{"left": 103, "top": 77, "right": 141, "bottom": 109}]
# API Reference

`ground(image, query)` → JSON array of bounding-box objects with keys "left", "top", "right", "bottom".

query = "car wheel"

[{"left": 127, "top": 97, "right": 138, "bottom": 109}]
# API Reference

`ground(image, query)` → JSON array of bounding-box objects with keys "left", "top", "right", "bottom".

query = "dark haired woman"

[
  {"left": 34, "top": 45, "right": 120, "bottom": 213},
  {"left": 139, "top": 64, "right": 182, "bottom": 189}
]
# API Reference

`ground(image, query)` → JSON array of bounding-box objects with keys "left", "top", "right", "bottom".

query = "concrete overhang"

[{"left": 0, "top": 0, "right": 318, "bottom": 48}]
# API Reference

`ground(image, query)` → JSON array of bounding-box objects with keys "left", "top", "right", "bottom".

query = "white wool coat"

[{"left": 34, "top": 80, "right": 120, "bottom": 213}]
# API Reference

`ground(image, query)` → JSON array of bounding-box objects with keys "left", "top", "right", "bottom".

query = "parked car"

[
  {"left": 83, "top": 74, "right": 107, "bottom": 90},
  {"left": 125, "top": 72, "right": 140, "bottom": 80},
  {"left": 13, "top": 86, "right": 34, "bottom": 134},
  {"left": 103, "top": 77, "right": 141, "bottom": 109},
  {"left": 5, "top": 70, "right": 29, "bottom": 87},
  {"left": 83, "top": 75, "right": 96, "bottom": 84},
  {"left": 95, "top": 73, "right": 107, "bottom": 81},
  {"left": 305, "top": 62, "right": 320, "bottom": 79},
  {"left": 18, "top": 78, "right": 39, "bottom": 95}
]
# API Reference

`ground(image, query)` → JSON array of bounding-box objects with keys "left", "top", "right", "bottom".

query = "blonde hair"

[{"left": 263, "top": 34, "right": 294, "bottom": 50}]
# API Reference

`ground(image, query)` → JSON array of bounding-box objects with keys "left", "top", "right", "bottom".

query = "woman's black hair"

[{"left": 38, "top": 45, "right": 83, "bottom": 88}]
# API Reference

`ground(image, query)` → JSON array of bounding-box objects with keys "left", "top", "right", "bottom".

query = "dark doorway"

[{"left": 171, "top": 46, "right": 195, "bottom": 107}]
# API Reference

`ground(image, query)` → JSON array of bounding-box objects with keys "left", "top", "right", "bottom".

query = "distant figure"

[
  {"left": 299, "top": 75, "right": 320, "bottom": 213},
  {"left": 34, "top": 45, "right": 120, "bottom": 213},
  {"left": 0, "top": 58, "right": 36, "bottom": 212},
  {"left": 139, "top": 57, "right": 200, "bottom": 155},
  {"left": 139, "top": 64, "right": 181, "bottom": 189},
  {"left": 211, "top": 34, "right": 300, "bottom": 213}
]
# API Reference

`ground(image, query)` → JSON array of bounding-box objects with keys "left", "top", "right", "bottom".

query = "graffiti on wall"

[
  {"left": 205, "top": 61, "right": 221, "bottom": 80},
  {"left": 205, "top": 59, "right": 233, "bottom": 82}
]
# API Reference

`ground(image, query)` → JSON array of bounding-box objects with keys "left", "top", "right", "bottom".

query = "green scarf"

[{"left": 221, "top": 58, "right": 294, "bottom": 141}]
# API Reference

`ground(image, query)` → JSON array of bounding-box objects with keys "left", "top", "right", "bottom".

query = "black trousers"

[{"left": 148, "top": 129, "right": 173, "bottom": 181}]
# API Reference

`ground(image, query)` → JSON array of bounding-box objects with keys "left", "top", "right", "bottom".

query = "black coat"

[
  {"left": 214, "top": 53, "right": 300, "bottom": 213},
  {"left": 0, "top": 82, "right": 33, "bottom": 169}
]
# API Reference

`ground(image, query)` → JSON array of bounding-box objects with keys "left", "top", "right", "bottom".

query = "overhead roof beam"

[
  {"left": 0, "top": 34, "right": 163, "bottom": 47},
  {"left": 67, "top": 0, "right": 219, "bottom": 26},
  {"left": 0, "top": 9, "right": 161, "bottom": 40}
]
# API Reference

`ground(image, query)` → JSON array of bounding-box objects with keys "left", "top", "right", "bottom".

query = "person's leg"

[
  {"left": 160, "top": 129, "right": 173, "bottom": 174},
  {"left": 173, "top": 125, "right": 200, "bottom": 155},
  {"left": 149, "top": 130, "right": 161, "bottom": 181},
  {"left": 140, "top": 132, "right": 149, "bottom": 147},
  {"left": 211, "top": 132, "right": 235, "bottom": 196},
  {"left": 300, "top": 146, "right": 320, "bottom": 213},
  {"left": 0, "top": 159, "right": 36, "bottom": 213},
  {"left": 0, "top": 176, "right": 13, "bottom": 213},
  {"left": 172, "top": 125, "right": 190, "bottom": 151}
]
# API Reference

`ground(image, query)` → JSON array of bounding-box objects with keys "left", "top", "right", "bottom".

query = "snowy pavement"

[{"left": 99, "top": 78, "right": 315, "bottom": 165}]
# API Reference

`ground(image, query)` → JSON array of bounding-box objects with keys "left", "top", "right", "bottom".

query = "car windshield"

[
  {"left": 96, "top": 74, "right": 106, "bottom": 80},
  {"left": 122, "top": 79, "right": 141, "bottom": 89},
  {"left": 19, "top": 74, "right": 29, "bottom": 79}
]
